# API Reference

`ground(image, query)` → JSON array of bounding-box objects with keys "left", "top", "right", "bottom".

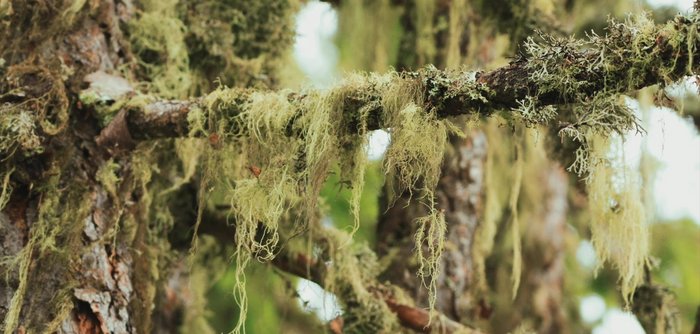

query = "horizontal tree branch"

[{"left": 92, "top": 13, "right": 700, "bottom": 145}]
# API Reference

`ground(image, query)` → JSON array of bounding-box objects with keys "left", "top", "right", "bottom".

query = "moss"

[
  {"left": 0, "top": 61, "right": 69, "bottom": 163},
  {"left": 128, "top": 0, "right": 192, "bottom": 99},
  {"left": 179, "top": 0, "right": 300, "bottom": 92},
  {"left": 96, "top": 159, "right": 121, "bottom": 200},
  {"left": 319, "top": 226, "right": 400, "bottom": 333},
  {"left": 2, "top": 164, "right": 92, "bottom": 333}
]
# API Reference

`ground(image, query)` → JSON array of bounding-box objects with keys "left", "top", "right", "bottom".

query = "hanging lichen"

[
  {"left": 587, "top": 135, "right": 649, "bottom": 305},
  {"left": 413, "top": 208, "right": 447, "bottom": 313},
  {"left": 508, "top": 137, "right": 524, "bottom": 299}
]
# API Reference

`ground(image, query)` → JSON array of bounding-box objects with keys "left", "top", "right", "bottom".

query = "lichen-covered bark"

[
  {"left": 0, "top": 1, "right": 140, "bottom": 332},
  {"left": 0, "top": 0, "right": 300, "bottom": 332}
]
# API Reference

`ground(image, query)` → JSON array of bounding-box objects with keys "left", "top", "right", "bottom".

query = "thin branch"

[
  {"left": 271, "top": 244, "right": 477, "bottom": 333},
  {"left": 196, "top": 211, "right": 483, "bottom": 334}
]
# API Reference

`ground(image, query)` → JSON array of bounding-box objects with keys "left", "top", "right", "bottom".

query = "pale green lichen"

[
  {"left": 587, "top": 136, "right": 649, "bottom": 305},
  {"left": 0, "top": 109, "right": 42, "bottom": 158},
  {"left": 196, "top": 68, "right": 473, "bottom": 329},
  {"left": 516, "top": 17, "right": 674, "bottom": 305},
  {"left": 414, "top": 208, "right": 447, "bottom": 314},
  {"left": 381, "top": 73, "right": 450, "bottom": 201},
  {"left": 513, "top": 95, "right": 558, "bottom": 127},
  {"left": 509, "top": 138, "right": 524, "bottom": 299}
]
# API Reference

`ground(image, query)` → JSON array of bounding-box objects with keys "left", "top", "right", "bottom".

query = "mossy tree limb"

[{"left": 90, "top": 12, "right": 700, "bottom": 143}]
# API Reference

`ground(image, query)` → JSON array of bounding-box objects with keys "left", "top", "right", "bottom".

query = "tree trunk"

[{"left": 0, "top": 0, "right": 298, "bottom": 332}]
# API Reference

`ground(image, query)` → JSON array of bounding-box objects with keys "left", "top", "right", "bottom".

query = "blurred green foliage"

[
  {"left": 320, "top": 160, "right": 385, "bottom": 245},
  {"left": 651, "top": 219, "right": 700, "bottom": 330}
]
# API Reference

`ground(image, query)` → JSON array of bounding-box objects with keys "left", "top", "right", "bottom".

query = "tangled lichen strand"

[
  {"left": 587, "top": 136, "right": 649, "bottom": 305},
  {"left": 414, "top": 209, "right": 447, "bottom": 314},
  {"left": 508, "top": 137, "right": 525, "bottom": 299},
  {"left": 381, "top": 73, "right": 451, "bottom": 201}
]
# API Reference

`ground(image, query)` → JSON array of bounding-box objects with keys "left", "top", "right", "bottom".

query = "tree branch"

[
  {"left": 271, "top": 245, "right": 479, "bottom": 333},
  {"left": 195, "top": 210, "right": 482, "bottom": 334},
  {"left": 93, "top": 13, "right": 700, "bottom": 145}
]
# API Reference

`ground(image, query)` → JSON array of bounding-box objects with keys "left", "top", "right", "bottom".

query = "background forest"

[{"left": 0, "top": 0, "right": 699, "bottom": 333}]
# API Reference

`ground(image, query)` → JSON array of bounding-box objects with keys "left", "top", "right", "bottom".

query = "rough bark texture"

[
  {"left": 0, "top": 1, "right": 143, "bottom": 332},
  {"left": 0, "top": 0, "right": 297, "bottom": 332}
]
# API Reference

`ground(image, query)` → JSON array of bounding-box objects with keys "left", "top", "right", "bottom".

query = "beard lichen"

[
  {"left": 191, "top": 68, "right": 472, "bottom": 329},
  {"left": 587, "top": 136, "right": 650, "bottom": 305},
  {"left": 413, "top": 208, "right": 447, "bottom": 314},
  {"left": 508, "top": 136, "right": 525, "bottom": 299},
  {"left": 381, "top": 72, "right": 452, "bottom": 202}
]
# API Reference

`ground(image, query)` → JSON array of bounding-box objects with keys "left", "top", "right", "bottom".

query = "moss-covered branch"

[
  {"left": 196, "top": 211, "right": 482, "bottom": 334},
  {"left": 89, "top": 12, "right": 700, "bottom": 144}
]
